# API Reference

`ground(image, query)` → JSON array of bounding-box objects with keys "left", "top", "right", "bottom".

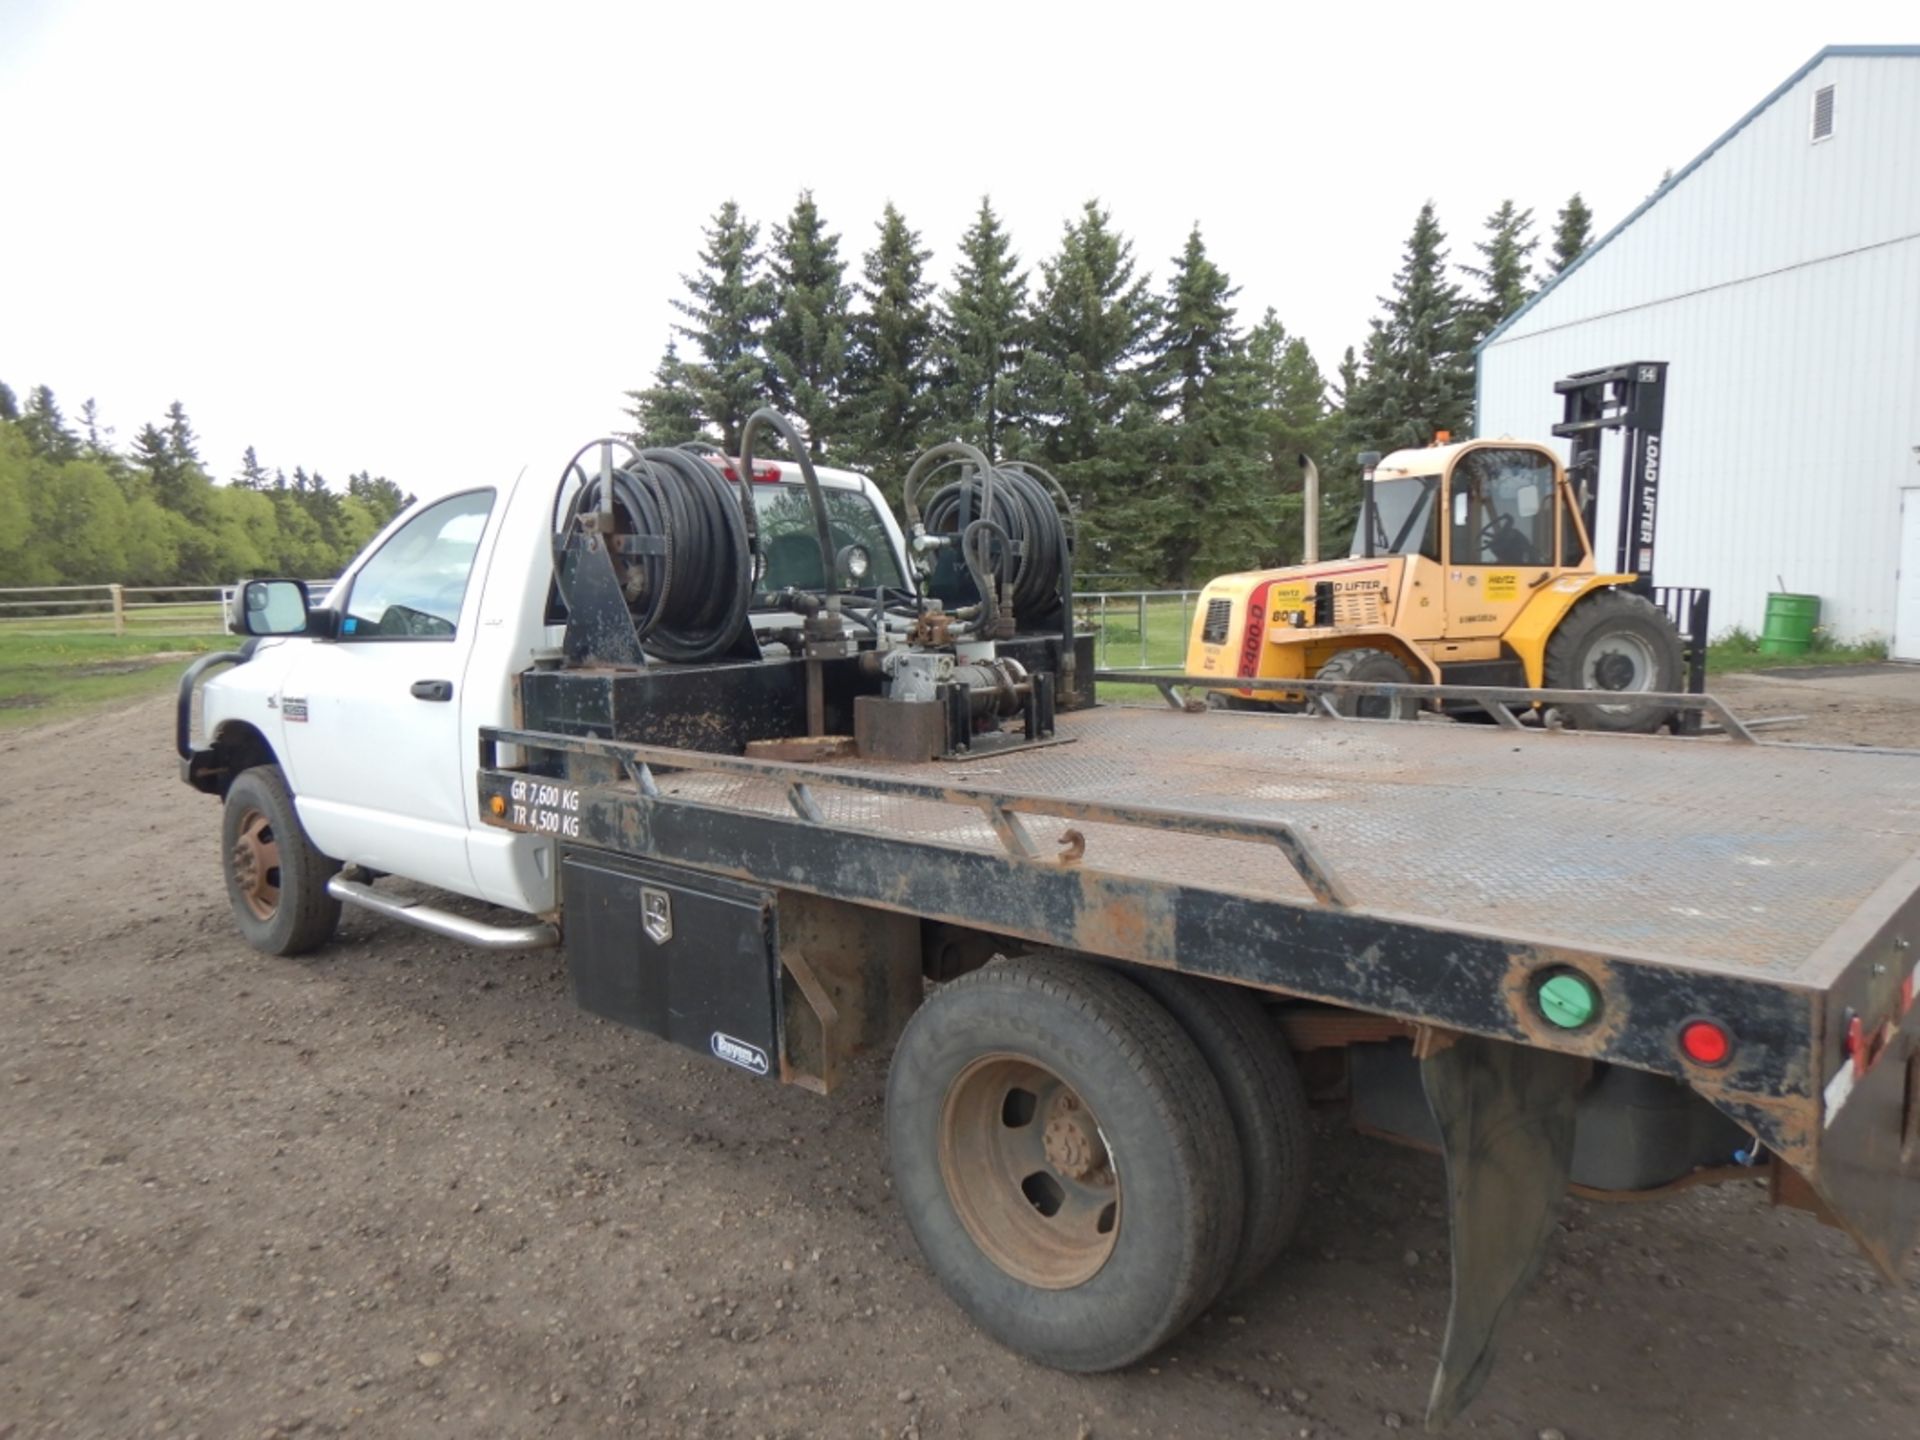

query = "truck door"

[
  {"left": 277, "top": 488, "right": 497, "bottom": 897},
  {"left": 1443, "top": 447, "right": 1559, "bottom": 641}
]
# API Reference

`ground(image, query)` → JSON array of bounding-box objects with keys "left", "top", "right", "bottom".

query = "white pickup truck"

[{"left": 176, "top": 428, "right": 1920, "bottom": 1430}]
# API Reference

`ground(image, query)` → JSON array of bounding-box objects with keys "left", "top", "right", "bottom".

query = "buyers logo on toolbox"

[{"left": 710, "top": 1032, "right": 770, "bottom": 1076}]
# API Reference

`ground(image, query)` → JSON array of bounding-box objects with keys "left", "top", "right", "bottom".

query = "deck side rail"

[
  {"left": 1093, "top": 668, "right": 1758, "bottom": 743},
  {"left": 479, "top": 725, "right": 1356, "bottom": 908}
]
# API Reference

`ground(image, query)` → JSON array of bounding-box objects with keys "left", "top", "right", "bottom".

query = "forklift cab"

[
  {"left": 1356, "top": 441, "right": 1589, "bottom": 572},
  {"left": 1446, "top": 446, "right": 1583, "bottom": 568}
]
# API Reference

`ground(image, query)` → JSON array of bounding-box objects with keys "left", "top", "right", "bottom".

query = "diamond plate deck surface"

[{"left": 652, "top": 706, "right": 1920, "bottom": 980}]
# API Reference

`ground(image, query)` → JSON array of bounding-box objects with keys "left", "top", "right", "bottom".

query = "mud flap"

[{"left": 1420, "top": 1036, "right": 1589, "bottom": 1431}]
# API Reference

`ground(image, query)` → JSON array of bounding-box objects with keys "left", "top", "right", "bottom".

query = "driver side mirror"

[{"left": 233, "top": 578, "right": 314, "bottom": 637}]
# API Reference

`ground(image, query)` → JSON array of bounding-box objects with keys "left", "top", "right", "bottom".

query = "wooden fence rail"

[{"left": 0, "top": 581, "right": 336, "bottom": 637}]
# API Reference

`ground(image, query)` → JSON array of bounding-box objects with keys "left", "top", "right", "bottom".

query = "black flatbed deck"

[
  {"left": 479, "top": 699, "right": 1920, "bottom": 1265},
  {"left": 658, "top": 704, "right": 1920, "bottom": 984}
]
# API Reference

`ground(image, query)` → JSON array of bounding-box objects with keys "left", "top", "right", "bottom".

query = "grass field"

[
  {"left": 0, "top": 593, "right": 1893, "bottom": 733},
  {"left": 1703, "top": 625, "right": 1889, "bottom": 675},
  {"left": 0, "top": 629, "right": 230, "bottom": 731}
]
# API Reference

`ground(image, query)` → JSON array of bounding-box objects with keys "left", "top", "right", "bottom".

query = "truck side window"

[{"left": 340, "top": 490, "right": 495, "bottom": 640}]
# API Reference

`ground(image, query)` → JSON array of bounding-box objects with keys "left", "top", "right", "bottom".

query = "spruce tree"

[
  {"left": 765, "top": 191, "right": 851, "bottom": 459},
  {"left": 671, "top": 201, "right": 775, "bottom": 451},
  {"left": 0, "top": 382, "right": 18, "bottom": 422},
  {"left": 347, "top": 471, "right": 411, "bottom": 526},
  {"left": 1248, "top": 311, "right": 1338, "bottom": 564},
  {"left": 1549, "top": 193, "right": 1594, "bottom": 275},
  {"left": 625, "top": 339, "right": 705, "bottom": 447},
  {"left": 1016, "top": 201, "right": 1159, "bottom": 522},
  {"left": 934, "top": 197, "right": 1028, "bottom": 460},
  {"left": 131, "top": 422, "right": 180, "bottom": 505},
  {"left": 843, "top": 203, "right": 936, "bottom": 495},
  {"left": 1333, "top": 345, "right": 1360, "bottom": 411},
  {"left": 164, "top": 400, "right": 201, "bottom": 468},
  {"left": 1329, "top": 327, "right": 1392, "bottom": 548},
  {"left": 1462, "top": 200, "right": 1537, "bottom": 345},
  {"left": 78, "top": 398, "right": 114, "bottom": 459},
  {"left": 1356, "top": 203, "right": 1473, "bottom": 454},
  {"left": 235, "top": 445, "right": 272, "bottom": 490},
  {"left": 20, "top": 385, "right": 79, "bottom": 461},
  {"left": 1126, "top": 226, "right": 1264, "bottom": 585}
]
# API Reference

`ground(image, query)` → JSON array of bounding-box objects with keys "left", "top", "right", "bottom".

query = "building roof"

[{"left": 1478, "top": 44, "right": 1920, "bottom": 353}]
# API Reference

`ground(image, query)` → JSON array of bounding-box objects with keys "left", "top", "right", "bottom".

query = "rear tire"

[
  {"left": 221, "top": 764, "right": 341, "bottom": 956},
  {"left": 886, "top": 955, "right": 1244, "bottom": 1372},
  {"left": 1315, "top": 647, "right": 1420, "bottom": 720},
  {"left": 1114, "top": 967, "right": 1311, "bottom": 1289},
  {"left": 1543, "top": 589, "right": 1683, "bottom": 734}
]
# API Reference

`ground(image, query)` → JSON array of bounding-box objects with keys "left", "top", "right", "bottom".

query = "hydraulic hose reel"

[{"left": 551, "top": 438, "right": 762, "bottom": 668}]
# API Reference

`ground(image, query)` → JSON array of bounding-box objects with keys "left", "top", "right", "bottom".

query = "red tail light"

[{"left": 1678, "top": 1018, "right": 1733, "bottom": 1067}]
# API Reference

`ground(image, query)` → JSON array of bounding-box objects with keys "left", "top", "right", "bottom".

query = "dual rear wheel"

[{"left": 886, "top": 955, "right": 1308, "bottom": 1372}]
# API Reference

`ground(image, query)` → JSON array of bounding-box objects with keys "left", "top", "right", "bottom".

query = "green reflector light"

[{"left": 1537, "top": 973, "right": 1597, "bottom": 1029}]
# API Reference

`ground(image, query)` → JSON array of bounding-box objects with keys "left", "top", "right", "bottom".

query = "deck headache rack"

[
  {"left": 478, "top": 724, "right": 1357, "bottom": 908},
  {"left": 1093, "top": 668, "right": 1760, "bottom": 743}
]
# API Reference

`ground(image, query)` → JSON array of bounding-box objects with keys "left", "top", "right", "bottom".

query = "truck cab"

[{"left": 183, "top": 456, "right": 912, "bottom": 918}]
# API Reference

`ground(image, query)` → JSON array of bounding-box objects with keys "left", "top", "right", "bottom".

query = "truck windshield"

[
  {"left": 752, "top": 484, "right": 905, "bottom": 593},
  {"left": 1351, "top": 476, "right": 1439, "bottom": 559}
]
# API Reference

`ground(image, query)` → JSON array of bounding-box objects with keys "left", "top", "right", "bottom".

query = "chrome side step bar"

[{"left": 326, "top": 876, "right": 559, "bottom": 951}]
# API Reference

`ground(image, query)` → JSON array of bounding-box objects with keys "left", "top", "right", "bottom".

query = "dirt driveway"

[{"left": 2, "top": 684, "right": 1917, "bottom": 1440}]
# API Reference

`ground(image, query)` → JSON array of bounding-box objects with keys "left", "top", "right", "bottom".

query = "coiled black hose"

[
  {"left": 921, "top": 461, "right": 1068, "bottom": 620},
  {"left": 553, "top": 439, "right": 754, "bottom": 663}
]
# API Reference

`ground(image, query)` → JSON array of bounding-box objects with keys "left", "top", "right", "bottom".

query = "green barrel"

[{"left": 1759, "top": 592, "right": 1821, "bottom": 656}]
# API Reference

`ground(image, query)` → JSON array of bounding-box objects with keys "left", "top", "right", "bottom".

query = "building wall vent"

[{"left": 1811, "top": 83, "right": 1836, "bottom": 141}]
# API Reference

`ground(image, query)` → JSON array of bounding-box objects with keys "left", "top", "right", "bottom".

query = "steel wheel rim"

[
  {"left": 1583, "top": 630, "right": 1656, "bottom": 706},
  {"left": 939, "top": 1052, "right": 1121, "bottom": 1290},
  {"left": 231, "top": 807, "right": 281, "bottom": 922}
]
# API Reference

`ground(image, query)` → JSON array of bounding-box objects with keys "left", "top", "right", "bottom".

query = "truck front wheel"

[
  {"left": 222, "top": 764, "right": 342, "bottom": 956},
  {"left": 887, "top": 955, "right": 1244, "bottom": 1372}
]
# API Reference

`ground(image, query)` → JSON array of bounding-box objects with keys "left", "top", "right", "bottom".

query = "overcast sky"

[{"left": 2, "top": 1, "right": 1913, "bottom": 500}]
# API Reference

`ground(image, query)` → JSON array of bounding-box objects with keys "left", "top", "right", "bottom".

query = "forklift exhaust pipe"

[{"left": 1299, "top": 454, "right": 1319, "bottom": 564}]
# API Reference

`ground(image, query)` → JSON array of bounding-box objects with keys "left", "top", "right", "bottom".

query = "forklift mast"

[{"left": 1551, "top": 361, "right": 1667, "bottom": 592}]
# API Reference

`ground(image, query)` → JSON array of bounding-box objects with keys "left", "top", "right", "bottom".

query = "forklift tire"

[
  {"left": 886, "top": 954, "right": 1245, "bottom": 1372},
  {"left": 1112, "top": 966, "right": 1311, "bottom": 1289},
  {"left": 1543, "top": 589, "right": 1684, "bottom": 734},
  {"left": 221, "top": 764, "right": 342, "bottom": 957},
  {"left": 1315, "top": 647, "right": 1420, "bottom": 720}
]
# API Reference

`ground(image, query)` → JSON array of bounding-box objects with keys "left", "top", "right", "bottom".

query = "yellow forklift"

[{"left": 1184, "top": 361, "right": 1709, "bottom": 732}]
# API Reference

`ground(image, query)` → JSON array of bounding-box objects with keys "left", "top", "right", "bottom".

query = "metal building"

[{"left": 1476, "top": 45, "right": 1920, "bottom": 656}]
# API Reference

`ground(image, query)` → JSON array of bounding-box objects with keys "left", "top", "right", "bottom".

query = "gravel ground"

[{"left": 2, "top": 679, "right": 1917, "bottom": 1440}]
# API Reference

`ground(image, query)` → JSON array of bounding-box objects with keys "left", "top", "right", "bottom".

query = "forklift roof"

[{"left": 1373, "top": 437, "right": 1557, "bottom": 480}]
